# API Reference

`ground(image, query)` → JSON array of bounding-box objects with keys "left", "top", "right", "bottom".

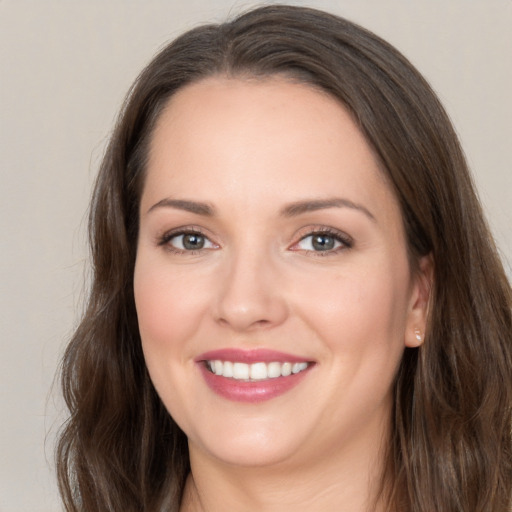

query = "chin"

[{"left": 185, "top": 415, "right": 311, "bottom": 469}]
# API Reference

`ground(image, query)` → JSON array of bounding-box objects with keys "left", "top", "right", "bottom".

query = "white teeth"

[
  {"left": 223, "top": 361, "right": 233, "bottom": 378},
  {"left": 250, "top": 362, "right": 267, "bottom": 380},
  {"left": 207, "top": 360, "right": 310, "bottom": 380},
  {"left": 267, "top": 362, "right": 281, "bottom": 378},
  {"left": 281, "top": 362, "right": 292, "bottom": 377},
  {"left": 233, "top": 362, "right": 250, "bottom": 380},
  {"left": 214, "top": 360, "right": 223, "bottom": 376},
  {"left": 292, "top": 362, "right": 308, "bottom": 374}
]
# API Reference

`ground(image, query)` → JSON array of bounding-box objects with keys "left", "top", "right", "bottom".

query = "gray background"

[{"left": 1, "top": 1, "right": 510, "bottom": 510}]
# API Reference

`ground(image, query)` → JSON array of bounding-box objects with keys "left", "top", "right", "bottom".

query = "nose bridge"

[{"left": 214, "top": 239, "right": 288, "bottom": 331}]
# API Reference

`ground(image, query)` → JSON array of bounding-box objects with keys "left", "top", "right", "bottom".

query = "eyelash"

[
  {"left": 291, "top": 227, "right": 353, "bottom": 257},
  {"left": 157, "top": 226, "right": 353, "bottom": 256},
  {"left": 157, "top": 227, "right": 214, "bottom": 255}
]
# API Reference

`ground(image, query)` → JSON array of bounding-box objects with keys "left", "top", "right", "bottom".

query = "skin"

[{"left": 134, "top": 77, "right": 431, "bottom": 511}]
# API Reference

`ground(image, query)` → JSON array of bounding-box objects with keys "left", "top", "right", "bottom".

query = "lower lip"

[{"left": 198, "top": 364, "right": 312, "bottom": 403}]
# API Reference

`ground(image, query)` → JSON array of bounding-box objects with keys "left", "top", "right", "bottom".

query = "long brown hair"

[{"left": 56, "top": 5, "right": 512, "bottom": 511}]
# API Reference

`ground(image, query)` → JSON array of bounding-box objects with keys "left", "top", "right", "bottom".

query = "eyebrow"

[
  {"left": 280, "top": 198, "right": 376, "bottom": 222},
  {"left": 147, "top": 198, "right": 215, "bottom": 216},
  {"left": 147, "top": 196, "right": 375, "bottom": 222}
]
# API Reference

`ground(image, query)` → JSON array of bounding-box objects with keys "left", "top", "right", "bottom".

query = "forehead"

[
  {"left": 143, "top": 76, "right": 399, "bottom": 224},
  {"left": 149, "top": 76, "right": 369, "bottom": 164}
]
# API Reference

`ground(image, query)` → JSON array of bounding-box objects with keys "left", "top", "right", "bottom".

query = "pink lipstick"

[{"left": 196, "top": 349, "right": 314, "bottom": 403}]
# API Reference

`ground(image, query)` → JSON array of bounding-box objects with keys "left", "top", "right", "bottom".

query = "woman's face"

[{"left": 134, "top": 77, "right": 429, "bottom": 469}]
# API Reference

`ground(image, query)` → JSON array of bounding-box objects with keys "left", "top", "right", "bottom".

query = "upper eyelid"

[
  {"left": 158, "top": 225, "right": 215, "bottom": 242},
  {"left": 293, "top": 225, "right": 352, "bottom": 243}
]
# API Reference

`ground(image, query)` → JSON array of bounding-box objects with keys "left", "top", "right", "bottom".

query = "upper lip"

[{"left": 196, "top": 348, "right": 312, "bottom": 364}]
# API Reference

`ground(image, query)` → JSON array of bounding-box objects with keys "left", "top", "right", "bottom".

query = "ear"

[{"left": 405, "top": 253, "right": 433, "bottom": 348}]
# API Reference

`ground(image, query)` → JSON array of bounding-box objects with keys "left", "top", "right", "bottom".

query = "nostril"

[
  {"left": 216, "top": 315, "right": 272, "bottom": 330},
  {"left": 254, "top": 319, "right": 271, "bottom": 327}
]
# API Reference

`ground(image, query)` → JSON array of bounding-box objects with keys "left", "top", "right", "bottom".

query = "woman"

[{"left": 56, "top": 5, "right": 512, "bottom": 511}]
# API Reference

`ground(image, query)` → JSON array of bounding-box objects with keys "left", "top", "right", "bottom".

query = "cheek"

[
  {"left": 133, "top": 258, "right": 209, "bottom": 360},
  {"left": 295, "top": 260, "right": 411, "bottom": 355},
  {"left": 133, "top": 257, "right": 211, "bottom": 425}
]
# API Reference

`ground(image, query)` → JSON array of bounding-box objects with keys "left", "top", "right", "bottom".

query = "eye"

[
  {"left": 292, "top": 229, "right": 352, "bottom": 254},
  {"left": 160, "top": 230, "right": 217, "bottom": 253}
]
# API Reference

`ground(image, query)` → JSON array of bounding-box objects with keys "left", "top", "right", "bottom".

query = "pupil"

[
  {"left": 312, "top": 234, "right": 334, "bottom": 251},
  {"left": 183, "top": 234, "right": 205, "bottom": 250}
]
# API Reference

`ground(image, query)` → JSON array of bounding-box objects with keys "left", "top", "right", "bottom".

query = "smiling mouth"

[{"left": 205, "top": 360, "right": 311, "bottom": 381}]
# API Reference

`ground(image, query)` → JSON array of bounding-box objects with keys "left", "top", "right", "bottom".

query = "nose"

[{"left": 212, "top": 248, "right": 288, "bottom": 332}]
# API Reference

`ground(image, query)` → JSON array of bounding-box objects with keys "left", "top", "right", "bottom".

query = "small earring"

[{"left": 414, "top": 329, "right": 422, "bottom": 343}]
